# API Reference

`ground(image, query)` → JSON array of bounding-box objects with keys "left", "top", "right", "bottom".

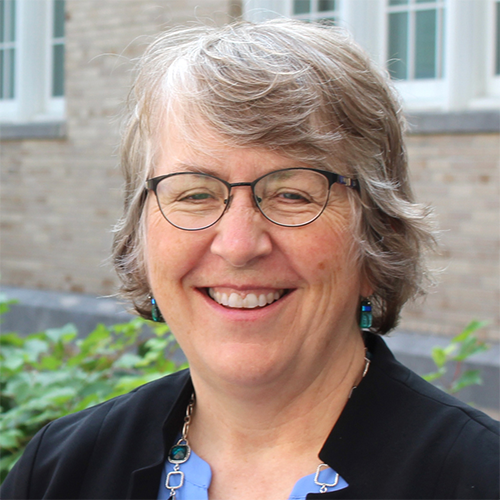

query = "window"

[
  {"left": 292, "top": 0, "right": 338, "bottom": 24},
  {"left": 242, "top": 0, "right": 500, "bottom": 111},
  {"left": 387, "top": 0, "right": 445, "bottom": 81},
  {"left": 243, "top": 0, "right": 339, "bottom": 23},
  {"left": 0, "top": 0, "right": 65, "bottom": 123}
]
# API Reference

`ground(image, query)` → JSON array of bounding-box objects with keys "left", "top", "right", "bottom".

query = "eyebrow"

[{"left": 170, "top": 162, "right": 222, "bottom": 178}]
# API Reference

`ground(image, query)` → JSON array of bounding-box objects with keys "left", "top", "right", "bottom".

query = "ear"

[{"left": 359, "top": 271, "right": 374, "bottom": 299}]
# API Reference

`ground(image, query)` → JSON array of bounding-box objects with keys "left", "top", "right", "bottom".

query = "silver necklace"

[
  {"left": 314, "top": 351, "right": 371, "bottom": 493},
  {"left": 166, "top": 352, "right": 370, "bottom": 498},
  {"left": 166, "top": 393, "right": 194, "bottom": 499}
]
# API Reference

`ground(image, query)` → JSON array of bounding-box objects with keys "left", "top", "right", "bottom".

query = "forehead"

[{"left": 155, "top": 118, "right": 307, "bottom": 180}]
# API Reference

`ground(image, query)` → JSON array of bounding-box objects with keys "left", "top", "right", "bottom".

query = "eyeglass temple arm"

[{"left": 337, "top": 175, "right": 360, "bottom": 191}]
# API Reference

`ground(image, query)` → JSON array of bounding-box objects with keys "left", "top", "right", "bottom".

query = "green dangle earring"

[
  {"left": 359, "top": 299, "right": 372, "bottom": 329},
  {"left": 151, "top": 296, "right": 164, "bottom": 323}
]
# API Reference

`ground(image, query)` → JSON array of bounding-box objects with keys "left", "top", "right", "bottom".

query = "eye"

[
  {"left": 280, "top": 192, "right": 308, "bottom": 201},
  {"left": 274, "top": 189, "right": 312, "bottom": 204},
  {"left": 180, "top": 192, "right": 214, "bottom": 202}
]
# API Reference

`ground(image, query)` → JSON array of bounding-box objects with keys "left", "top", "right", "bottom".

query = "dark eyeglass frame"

[{"left": 145, "top": 167, "right": 360, "bottom": 231}]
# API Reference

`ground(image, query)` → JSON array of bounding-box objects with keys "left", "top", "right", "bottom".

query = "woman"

[{"left": 2, "top": 19, "right": 498, "bottom": 500}]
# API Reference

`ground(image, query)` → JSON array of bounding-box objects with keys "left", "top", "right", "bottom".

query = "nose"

[{"left": 210, "top": 187, "right": 272, "bottom": 267}]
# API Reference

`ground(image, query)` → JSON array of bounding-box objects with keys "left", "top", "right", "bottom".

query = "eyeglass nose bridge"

[{"left": 223, "top": 181, "right": 261, "bottom": 213}]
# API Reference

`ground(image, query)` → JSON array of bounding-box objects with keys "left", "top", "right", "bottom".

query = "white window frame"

[
  {"left": 384, "top": 0, "right": 446, "bottom": 111},
  {"left": 0, "top": 0, "right": 65, "bottom": 124},
  {"left": 243, "top": 0, "right": 500, "bottom": 112},
  {"left": 386, "top": 0, "right": 445, "bottom": 81}
]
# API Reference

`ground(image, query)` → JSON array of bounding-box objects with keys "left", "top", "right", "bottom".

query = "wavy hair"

[{"left": 112, "top": 19, "right": 437, "bottom": 334}]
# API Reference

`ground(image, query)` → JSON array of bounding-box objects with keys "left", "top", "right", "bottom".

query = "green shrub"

[
  {"left": 422, "top": 320, "right": 490, "bottom": 394},
  {"left": 0, "top": 296, "right": 186, "bottom": 484}
]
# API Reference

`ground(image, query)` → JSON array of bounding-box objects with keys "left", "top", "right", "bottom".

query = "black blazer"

[{"left": 1, "top": 334, "right": 498, "bottom": 499}]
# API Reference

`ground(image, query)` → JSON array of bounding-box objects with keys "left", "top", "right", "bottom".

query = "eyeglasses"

[{"left": 145, "top": 167, "right": 359, "bottom": 231}]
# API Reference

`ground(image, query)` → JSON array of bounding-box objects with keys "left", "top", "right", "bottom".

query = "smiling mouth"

[{"left": 207, "top": 288, "right": 286, "bottom": 309}]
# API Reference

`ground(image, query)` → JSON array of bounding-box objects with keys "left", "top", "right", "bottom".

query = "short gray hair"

[{"left": 112, "top": 19, "right": 437, "bottom": 334}]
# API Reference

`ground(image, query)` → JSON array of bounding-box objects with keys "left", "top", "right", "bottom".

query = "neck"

[{"left": 188, "top": 333, "right": 367, "bottom": 459}]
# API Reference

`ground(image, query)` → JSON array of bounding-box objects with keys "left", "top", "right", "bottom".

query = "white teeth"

[
  {"left": 243, "top": 294, "right": 259, "bottom": 308},
  {"left": 228, "top": 293, "right": 242, "bottom": 307},
  {"left": 209, "top": 289, "right": 285, "bottom": 309}
]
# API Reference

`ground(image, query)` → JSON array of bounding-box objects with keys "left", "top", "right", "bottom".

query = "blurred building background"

[{"left": 0, "top": 1, "right": 498, "bottom": 410}]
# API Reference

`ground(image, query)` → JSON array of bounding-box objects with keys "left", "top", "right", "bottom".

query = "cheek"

[
  {"left": 146, "top": 213, "right": 185, "bottom": 283},
  {"left": 286, "top": 215, "right": 360, "bottom": 285},
  {"left": 145, "top": 210, "right": 212, "bottom": 290},
  {"left": 317, "top": 261, "right": 326, "bottom": 271}
]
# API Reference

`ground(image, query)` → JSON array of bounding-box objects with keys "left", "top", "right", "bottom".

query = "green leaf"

[
  {"left": 45, "top": 324, "right": 78, "bottom": 344},
  {"left": 0, "top": 299, "right": 18, "bottom": 316},
  {"left": 0, "top": 429, "right": 23, "bottom": 449},
  {"left": 39, "top": 355, "right": 63, "bottom": 370},
  {"left": 449, "top": 370, "right": 483, "bottom": 394},
  {"left": 431, "top": 346, "right": 447, "bottom": 368},
  {"left": 2, "top": 352, "right": 25, "bottom": 371},
  {"left": 114, "top": 353, "right": 143, "bottom": 369},
  {"left": 0, "top": 333, "right": 24, "bottom": 347},
  {"left": 23, "top": 339, "right": 49, "bottom": 362},
  {"left": 421, "top": 367, "right": 446, "bottom": 382},
  {"left": 0, "top": 448, "right": 23, "bottom": 475},
  {"left": 452, "top": 320, "right": 489, "bottom": 343}
]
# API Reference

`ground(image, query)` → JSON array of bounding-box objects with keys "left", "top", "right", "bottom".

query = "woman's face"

[{"left": 146, "top": 127, "right": 372, "bottom": 389}]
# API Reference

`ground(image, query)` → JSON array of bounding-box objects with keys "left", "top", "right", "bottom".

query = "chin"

[{"left": 190, "top": 342, "right": 293, "bottom": 390}]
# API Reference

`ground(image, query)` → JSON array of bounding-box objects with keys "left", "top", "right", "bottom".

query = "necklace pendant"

[{"left": 168, "top": 443, "right": 191, "bottom": 463}]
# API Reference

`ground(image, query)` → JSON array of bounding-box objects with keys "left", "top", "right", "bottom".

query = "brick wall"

[
  {"left": 1, "top": 0, "right": 236, "bottom": 295},
  {"left": 400, "top": 133, "right": 500, "bottom": 342}
]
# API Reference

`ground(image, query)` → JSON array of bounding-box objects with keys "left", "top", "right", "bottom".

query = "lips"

[{"left": 207, "top": 288, "right": 286, "bottom": 309}]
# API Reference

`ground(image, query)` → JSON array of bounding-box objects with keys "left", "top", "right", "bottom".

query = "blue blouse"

[{"left": 158, "top": 447, "right": 348, "bottom": 499}]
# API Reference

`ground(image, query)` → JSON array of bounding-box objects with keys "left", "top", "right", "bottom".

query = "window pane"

[
  {"left": 0, "top": 50, "right": 3, "bottom": 98},
  {"left": 52, "top": 44, "right": 64, "bottom": 96},
  {"left": 7, "top": 45, "right": 13, "bottom": 97},
  {"left": 293, "top": 0, "right": 310, "bottom": 15},
  {"left": 415, "top": 9, "right": 436, "bottom": 78},
  {"left": 53, "top": 0, "right": 65, "bottom": 38},
  {"left": 0, "top": 0, "right": 4, "bottom": 43},
  {"left": 389, "top": 0, "right": 408, "bottom": 5},
  {"left": 388, "top": 12, "right": 408, "bottom": 79},
  {"left": 8, "top": 0, "right": 14, "bottom": 41},
  {"left": 318, "top": 17, "right": 335, "bottom": 25},
  {"left": 496, "top": 1, "right": 500, "bottom": 75},
  {"left": 318, "top": 0, "right": 335, "bottom": 11}
]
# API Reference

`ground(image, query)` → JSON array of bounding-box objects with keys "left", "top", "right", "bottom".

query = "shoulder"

[
  {"left": 324, "top": 335, "right": 499, "bottom": 499},
  {"left": 0, "top": 369, "right": 191, "bottom": 499},
  {"left": 369, "top": 334, "right": 498, "bottom": 437},
  {"left": 32, "top": 368, "right": 191, "bottom": 446},
  {"left": 369, "top": 334, "right": 499, "bottom": 497}
]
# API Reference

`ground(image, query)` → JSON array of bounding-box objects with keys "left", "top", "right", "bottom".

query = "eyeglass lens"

[{"left": 154, "top": 169, "right": 331, "bottom": 230}]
